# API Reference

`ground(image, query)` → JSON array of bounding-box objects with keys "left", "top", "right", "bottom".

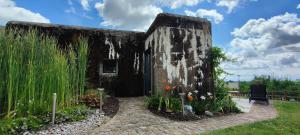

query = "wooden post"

[
  {"left": 179, "top": 93, "right": 185, "bottom": 116},
  {"left": 99, "top": 90, "right": 103, "bottom": 113},
  {"left": 284, "top": 90, "right": 288, "bottom": 101},
  {"left": 51, "top": 93, "right": 57, "bottom": 125}
]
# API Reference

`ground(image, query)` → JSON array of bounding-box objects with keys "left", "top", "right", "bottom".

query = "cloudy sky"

[{"left": 0, "top": 0, "right": 300, "bottom": 81}]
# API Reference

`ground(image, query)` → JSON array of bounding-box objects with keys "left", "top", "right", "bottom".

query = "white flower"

[
  {"left": 194, "top": 90, "right": 198, "bottom": 94},
  {"left": 188, "top": 92, "right": 192, "bottom": 96},
  {"left": 198, "top": 82, "right": 202, "bottom": 86},
  {"left": 200, "top": 96, "right": 206, "bottom": 100},
  {"left": 207, "top": 92, "right": 212, "bottom": 96}
]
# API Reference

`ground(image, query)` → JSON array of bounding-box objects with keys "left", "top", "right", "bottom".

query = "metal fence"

[{"left": 229, "top": 90, "right": 300, "bottom": 101}]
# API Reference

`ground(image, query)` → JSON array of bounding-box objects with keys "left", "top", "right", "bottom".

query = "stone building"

[{"left": 6, "top": 13, "right": 213, "bottom": 97}]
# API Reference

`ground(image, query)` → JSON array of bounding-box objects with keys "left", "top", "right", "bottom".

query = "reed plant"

[{"left": 0, "top": 29, "right": 89, "bottom": 118}]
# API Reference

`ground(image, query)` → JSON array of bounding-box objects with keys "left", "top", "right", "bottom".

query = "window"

[
  {"left": 103, "top": 60, "right": 117, "bottom": 73},
  {"left": 171, "top": 52, "right": 183, "bottom": 65},
  {"left": 100, "top": 59, "right": 118, "bottom": 76}
]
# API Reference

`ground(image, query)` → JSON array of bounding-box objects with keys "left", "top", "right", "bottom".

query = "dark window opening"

[
  {"left": 171, "top": 52, "right": 183, "bottom": 65},
  {"left": 103, "top": 60, "right": 117, "bottom": 73}
]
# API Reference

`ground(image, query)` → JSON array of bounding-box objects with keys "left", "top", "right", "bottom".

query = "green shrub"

[
  {"left": 52, "top": 105, "right": 92, "bottom": 124},
  {"left": 0, "top": 116, "right": 45, "bottom": 134},
  {"left": 191, "top": 100, "right": 207, "bottom": 115},
  {"left": 145, "top": 95, "right": 161, "bottom": 110},
  {"left": 0, "top": 105, "right": 91, "bottom": 134},
  {"left": 212, "top": 47, "right": 240, "bottom": 114},
  {"left": 145, "top": 95, "right": 181, "bottom": 112},
  {"left": 169, "top": 98, "right": 181, "bottom": 112},
  {"left": 221, "top": 96, "right": 240, "bottom": 113}
]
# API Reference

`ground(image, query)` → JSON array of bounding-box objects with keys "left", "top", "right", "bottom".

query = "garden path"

[{"left": 89, "top": 97, "right": 277, "bottom": 135}]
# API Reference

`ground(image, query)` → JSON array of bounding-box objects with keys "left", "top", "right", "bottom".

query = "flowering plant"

[
  {"left": 189, "top": 90, "right": 214, "bottom": 115},
  {"left": 157, "top": 79, "right": 178, "bottom": 112}
]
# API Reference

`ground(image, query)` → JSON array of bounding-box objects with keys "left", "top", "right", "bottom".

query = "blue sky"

[{"left": 1, "top": 0, "right": 300, "bottom": 81}]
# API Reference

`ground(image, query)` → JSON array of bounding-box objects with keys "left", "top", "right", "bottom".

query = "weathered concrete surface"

[
  {"left": 5, "top": 13, "right": 213, "bottom": 97},
  {"left": 89, "top": 97, "right": 277, "bottom": 135},
  {"left": 146, "top": 19, "right": 212, "bottom": 96}
]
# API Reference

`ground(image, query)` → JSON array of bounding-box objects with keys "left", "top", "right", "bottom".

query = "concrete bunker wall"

[
  {"left": 6, "top": 22, "right": 145, "bottom": 97},
  {"left": 5, "top": 13, "right": 214, "bottom": 97},
  {"left": 145, "top": 25, "right": 213, "bottom": 95}
]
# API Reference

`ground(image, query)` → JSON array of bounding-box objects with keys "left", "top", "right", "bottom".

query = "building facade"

[{"left": 6, "top": 13, "right": 213, "bottom": 97}]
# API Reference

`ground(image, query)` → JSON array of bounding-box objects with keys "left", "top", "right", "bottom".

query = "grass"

[
  {"left": 0, "top": 28, "right": 91, "bottom": 134},
  {"left": 0, "top": 28, "right": 88, "bottom": 118},
  {"left": 203, "top": 101, "right": 300, "bottom": 135}
]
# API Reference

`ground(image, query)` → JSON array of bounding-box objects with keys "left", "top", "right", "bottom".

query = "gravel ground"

[
  {"left": 22, "top": 97, "right": 119, "bottom": 135},
  {"left": 26, "top": 110, "right": 111, "bottom": 135}
]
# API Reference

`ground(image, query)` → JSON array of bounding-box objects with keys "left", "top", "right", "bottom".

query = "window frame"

[{"left": 99, "top": 59, "right": 118, "bottom": 76}]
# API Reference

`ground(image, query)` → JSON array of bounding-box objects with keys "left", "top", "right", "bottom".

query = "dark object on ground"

[
  {"left": 249, "top": 84, "right": 269, "bottom": 105},
  {"left": 149, "top": 108, "right": 200, "bottom": 121},
  {"left": 103, "top": 97, "right": 119, "bottom": 118}
]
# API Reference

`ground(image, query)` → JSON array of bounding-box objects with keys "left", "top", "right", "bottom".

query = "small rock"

[{"left": 205, "top": 111, "right": 214, "bottom": 116}]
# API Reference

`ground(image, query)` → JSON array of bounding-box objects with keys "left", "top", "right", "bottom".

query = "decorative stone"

[
  {"left": 205, "top": 111, "right": 214, "bottom": 117},
  {"left": 184, "top": 105, "right": 194, "bottom": 115}
]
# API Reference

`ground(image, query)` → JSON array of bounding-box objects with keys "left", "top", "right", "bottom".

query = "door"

[{"left": 144, "top": 50, "right": 151, "bottom": 96}]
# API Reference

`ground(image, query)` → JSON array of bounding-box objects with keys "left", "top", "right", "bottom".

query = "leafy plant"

[
  {"left": 0, "top": 105, "right": 91, "bottom": 134},
  {"left": 169, "top": 97, "right": 181, "bottom": 112},
  {"left": 191, "top": 100, "right": 206, "bottom": 115},
  {"left": 220, "top": 96, "right": 240, "bottom": 113},
  {"left": 211, "top": 47, "right": 240, "bottom": 113},
  {"left": 145, "top": 95, "right": 181, "bottom": 112},
  {"left": 0, "top": 115, "right": 45, "bottom": 134},
  {"left": 145, "top": 95, "right": 162, "bottom": 110}
]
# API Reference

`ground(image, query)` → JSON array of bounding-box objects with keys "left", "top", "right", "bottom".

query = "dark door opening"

[{"left": 144, "top": 50, "right": 151, "bottom": 96}]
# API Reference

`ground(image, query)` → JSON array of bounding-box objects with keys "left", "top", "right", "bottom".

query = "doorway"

[{"left": 144, "top": 49, "right": 151, "bottom": 96}]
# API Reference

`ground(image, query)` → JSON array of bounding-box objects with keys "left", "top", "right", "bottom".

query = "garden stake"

[
  {"left": 179, "top": 93, "right": 185, "bottom": 116},
  {"left": 98, "top": 88, "right": 104, "bottom": 114},
  {"left": 51, "top": 93, "right": 57, "bottom": 125}
]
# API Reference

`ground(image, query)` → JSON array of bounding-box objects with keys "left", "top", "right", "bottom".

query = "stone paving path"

[{"left": 90, "top": 97, "right": 277, "bottom": 135}]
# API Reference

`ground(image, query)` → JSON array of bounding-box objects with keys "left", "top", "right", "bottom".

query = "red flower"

[
  {"left": 164, "top": 85, "right": 171, "bottom": 92},
  {"left": 162, "top": 79, "right": 167, "bottom": 84}
]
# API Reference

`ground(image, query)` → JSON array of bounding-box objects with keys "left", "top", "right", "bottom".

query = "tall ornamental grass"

[{"left": 0, "top": 29, "right": 88, "bottom": 118}]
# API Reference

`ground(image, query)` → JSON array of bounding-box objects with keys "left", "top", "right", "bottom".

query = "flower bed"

[{"left": 145, "top": 79, "right": 241, "bottom": 121}]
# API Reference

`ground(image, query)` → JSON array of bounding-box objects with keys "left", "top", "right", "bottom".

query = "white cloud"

[
  {"left": 297, "top": 3, "right": 300, "bottom": 9},
  {"left": 0, "top": 0, "right": 50, "bottom": 25},
  {"left": 65, "top": 7, "right": 76, "bottom": 14},
  {"left": 216, "top": 0, "right": 240, "bottom": 13},
  {"left": 65, "top": 0, "right": 76, "bottom": 14},
  {"left": 216, "top": 0, "right": 258, "bottom": 14},
  {"left": 80, "top": 0, "right": 90, "bottom": 11},
  {"left": 225, "top": 13, "right": 300, "bottom": 80},
  {"left": 95, "top": 0, "right": 162, "bottom": 31},
  {"left": 161, "top": 0, "right": 207, "bottom": 9},
  {"left": 185, "top": 9, "right": 224, "bottom": 24}
]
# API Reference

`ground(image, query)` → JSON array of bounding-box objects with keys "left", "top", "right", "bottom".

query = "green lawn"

[{"left": 203, "top": 101, "right": 300, "bottom": 135}]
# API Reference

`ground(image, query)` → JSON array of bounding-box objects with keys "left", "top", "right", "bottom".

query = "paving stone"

[{"left": 89, "top": 97, "right": 277, "bottom": 135}]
